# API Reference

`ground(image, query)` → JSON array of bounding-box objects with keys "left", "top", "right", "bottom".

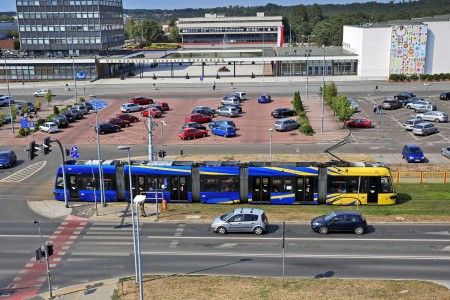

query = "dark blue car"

[
  {"left": 402, "top": 144, "right": 425, "bottom": 163},
  {"left": 311, "top": 211, "right": 367, "bottom": 235},
  {"left": 209, "top": 119, "right": 236, "bottom": 129},
  {"left": 258, "top": 94, "right": 272, "bottom": 103},
  {"left": 0, "top": 150, "right": 17, "bottom": 169}
]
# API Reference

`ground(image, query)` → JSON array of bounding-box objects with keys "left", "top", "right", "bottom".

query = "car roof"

[
  {"left": 0, "top": 150, "right": 14, "bottom": 155},
  {"left": 233, "top": 207, "right": 264, "bottom": 215},
  {"left": 333, "top": 210, "right": 362, "bottom": 216}
]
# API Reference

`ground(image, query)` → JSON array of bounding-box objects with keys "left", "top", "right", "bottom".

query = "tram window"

[
  {"left": 56, "top": 174, "right": 64, "bottom": 189},
  {"left": 331, "top": 180, "right": 347, "bottom": 193},
  {"left": 201, "top": 176, "right": 238, "bottom": 192},
  {"left": 103, "top": 175, "right": 116, "bottom": 190},
  {"left": 348, "top": 179, "right": 359, "bottom": 193},
  {"left": 272, "top": 179, "right": 281, "bottom": 192},
  {"left": 158, "top": 177, "right": 169, "bottom": 190},
  {"left": 80, "top": 175, "right": 95, "bottom": 190},
  {"left": 380, "top": 177, "right": 393, "bottom": 193},
  {"left": 201, "top": 178, "right": 219, "bottom": 192}
]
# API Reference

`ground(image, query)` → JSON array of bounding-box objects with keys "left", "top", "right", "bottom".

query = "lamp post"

[
  {"left": 160, "top": 120, "right": 166, "bottom": 160},
  {"left": 72, "top": 54, "right": 77, "bottom": 102},
  {"left": 34, "top": 220, "right": 52, "bottom": 298},
  {"left": 133, "top": 195, "right": 146, "bottom": 300},
  {"left": 92, "top": 110, "right": 105, "bottom": 206},
  {"left": 321, "top": 45, "right": 325, "bottom": 132},
  {"left": 117, "top": 145, "right": 138, "bottom": 283},
  {"left": 269, "top": 128, "right": 273, "bottom": 163},
  {"left": 4, "top": 57, "right": 14, "bottom": 133},
  {"left": 148, "top": 107, "right": 154, "bottom": 161}
]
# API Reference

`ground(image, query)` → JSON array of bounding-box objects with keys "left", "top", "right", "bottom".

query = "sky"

[{"left": 1, "top": 1, "right": 392, "bottom": 12}]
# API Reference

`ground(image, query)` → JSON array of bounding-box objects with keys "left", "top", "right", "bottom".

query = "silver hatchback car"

[
  {"left": 412, "top": 122, "right": 438, "bottom": 136},
  {"left": 274, "top": 118, "right": 300, "bottom": 131},
  {"left": 211, "top": 208, "right": 269, "bottom": 235},
  {"left": 217, "top": 106, "right": 239, "bottom": 117}
]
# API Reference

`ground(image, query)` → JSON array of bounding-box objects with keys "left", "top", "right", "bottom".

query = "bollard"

[
  {"left": 162, "top": 199, "right": 168, "bottom": 211},
  {"left": 180, "top": 149, "right": 184, "bottom": 156}
]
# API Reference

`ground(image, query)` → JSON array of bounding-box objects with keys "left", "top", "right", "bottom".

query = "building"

[
  {"left": 16, "top": 0, "right": 125, "bottom": 57},
  {"left": 177, "top": 12, "right": 284, "bottom": 46},
  {"left": 343, "top": 15, "right": 450, "bottom": 77}
]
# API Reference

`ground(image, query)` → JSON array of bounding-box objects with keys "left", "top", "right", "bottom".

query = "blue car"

[
  {"left": 402, "top": 144, "right": 425, "bottom": 163},
  {"left": 209, "top": 119, "right": 236, "bottom": 129},
  {"left": 258, "top": 94, "right": 272, "bottom": 103},
  {"left": 211, "top": 125, "right": 236, "bottom": 137},
  {"left": 0, "top": 150, "right": 17, "bottom": 169}
]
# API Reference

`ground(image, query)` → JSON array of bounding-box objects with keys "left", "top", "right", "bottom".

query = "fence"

[{"left": 393, "top": 172, "right": 449, "bottom": 183}]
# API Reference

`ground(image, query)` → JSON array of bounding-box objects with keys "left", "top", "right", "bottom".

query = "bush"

[
  {"left": 185, "top": 73, "right": 190, "bottom": 79},
  {"left": 78, "top": 97, "right": 85, "bottom": 103},
  {"left": 300, "top": 121, "right": 314, "bottom": 136},
  {"left": 53, "top": 106, "right": 59, "bottom": 115},
  {"left": 389, "top": 74, "right": 399, "bottom": 81},
  {"left": 432, "top": 73, "right": 441, "bottom": 81},
  {"left": 398, "top": 74, "right": 406, "bottom": 81},
  {"left": 410, "top": 74, "right": 419, "bottom": 81},
  {"left": 216, "top": 73, "right": 220, "bottom": 79},
  {"left": 128, "top": 70, "right": 135, "bottom": 76}
]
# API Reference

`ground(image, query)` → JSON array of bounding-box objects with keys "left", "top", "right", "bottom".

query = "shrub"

[
  {"left": 300, "top": 121, "right": 314, "bottom": 136},
  {"left": 389, "top": 74, "right": 399, "bottom": 81},
  {"left": 432, "top": 73, "right": 441, "bottom": 81},
  {"left": 78, "top": 97, "right": 85, "bottom": 103},
  {"left": 128, "top": 70, "right": 135, "bottom": 76},
  {"left": 185, "top": 73, "right": 190, "bottom": 79},
  {"left": 53, "top": 106, "right": 59, "bottom": 115},
  {"left": 410, "top": 74, "right": 419, "bottom": 81},
  {"left": 216, "top": 73, "right": 220, "bottom": 79},
  {"left": 398, "top": 74, "right": 406, "bottom": 81}
]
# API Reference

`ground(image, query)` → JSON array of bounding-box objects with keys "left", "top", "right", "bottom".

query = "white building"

[{"left": 343, "top": 15, "right": 450, "bottom": 78}]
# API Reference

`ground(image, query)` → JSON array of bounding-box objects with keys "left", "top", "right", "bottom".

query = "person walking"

[
  {"left": 373, "top": 104, "right": 377, "bottom": 114},
  {"left": 139, "top": 201, "right": 147, "bottom": 217},
  {"left": 213, "top": 81, "right": 216, "bottom": 90},
  {"left": 378, "top": 104, "right": 383, "bottom": 115}
]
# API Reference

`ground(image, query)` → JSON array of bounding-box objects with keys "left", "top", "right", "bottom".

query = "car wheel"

[
  {"left": 186, "top": 136, "right": 191, "bottom": 140},
  {"left": 139, "top": 107, "right": 143, "bottom": 111},
  {"left": 253, "top": 226, "right": 264, "bottom": 235},
  {"left": 406, "top": 105, "right": 411, "bottom": 109},
  {"left": 100, "top": 131, "right": 105, "bottom": 135},
  {"left": 417, "top": 116, "right": 422, "bottom": 120},
  {"left": 125, "top": 123, "right": 129, "bottom": 127},
  {"left": 116, "top": 129, "right": 120, "bottom": 132},
  {"left": 319, "top": 226, "right": 328, "bottom": 235},
  {"left": 355, "top": 227, "right": 365, "bottom": 235},
  {"left": 126, "top": 109, "right": 130, "bottom": 113},
  {"left": 283, "top": 127, "right": 288, "bottom": 132},
  {"left": 202, "top": 134, "right": 206, "bottom": 138},
  {"left": 424, "top": 131, "right": 427, "bottom": 136},
  {"left": 133, "top": 119, "right": 138, "bottom": 123},
  {"left": 435, "top": 119, "right": 440, "bottom": 123},
  {"left": 216, "top": 226, "right": 227, "bottom": 235}
]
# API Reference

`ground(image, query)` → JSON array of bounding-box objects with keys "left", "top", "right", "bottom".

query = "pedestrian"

[
  {"left": 213, "top": 81, "right": 216, "bottom": 90},
  {"left": 139, "top": 202, "right": 147, "bottom": 217},
  {"left": 378, "top": 104, "right": 383, "bottom": 115},
  {"left": 373, "top": 104, "right": 377, "bottom": 114}
]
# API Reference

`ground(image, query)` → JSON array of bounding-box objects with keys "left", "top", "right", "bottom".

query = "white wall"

[{"left": 423, "top": 21, "right": 450, "bottom": 74}]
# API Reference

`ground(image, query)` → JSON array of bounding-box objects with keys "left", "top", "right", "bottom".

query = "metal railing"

[{"left": 393, "top": 172, "right": 449, "bottom": 183}]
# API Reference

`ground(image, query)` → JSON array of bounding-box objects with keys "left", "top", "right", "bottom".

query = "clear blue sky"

[{"left": 1, "top": 1, "right": 391, "bottom": 12}]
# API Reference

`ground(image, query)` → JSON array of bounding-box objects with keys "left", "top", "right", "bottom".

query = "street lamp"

[
  {"left": 72, "top": 54, "right": 77, "bottom": 102},
  {"left": 4, "top": 57, "right": 14, "bottom": 133},
  {"left": 321, "top": 45, "right": 325, "bottom": 132},
  {"left": 133, "top": 195, "right": 146, "bottom": 300},
  {"left": 269, "top": 128, "right": 273, "bottom": 163},
  {"left": 117, "top": 145, "right": 138, "bottom": 283},
  {"left": 148, "top": 107, "right": 154, "bottom": 161},
  {"left": 34, "top": 220, "right": 52, "bottom": 298},
  {"left": 92, "top": 110, "right": 105, "bottom": 206},
  {"left": 160, "top": 120, "right": 166, "bottom": 160}
]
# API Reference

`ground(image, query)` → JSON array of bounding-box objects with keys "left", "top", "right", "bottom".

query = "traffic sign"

[
  {"left": 71, "top": 146, "right": 78, "bottom": 152},
  {"left": 70, "top": 151, "right": 79, "bottom": 158},
  {"left": 30, "top": 122, "right": 35, "bottom": 129}
]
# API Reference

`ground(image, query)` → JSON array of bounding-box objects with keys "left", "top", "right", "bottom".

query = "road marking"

[{"left": 0, "top": 161, "right": 46, "bottom": 183}]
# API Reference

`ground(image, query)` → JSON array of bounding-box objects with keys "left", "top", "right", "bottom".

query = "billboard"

[{"left": 389, "top": 24, "right": 428, "bottom": 75}]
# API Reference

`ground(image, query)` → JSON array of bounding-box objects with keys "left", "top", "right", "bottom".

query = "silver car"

[
  {"left": 442, "top": 146, "right": 450, "bottom": 159},
  {"left": 416, "top": 111, "right": 448, "bottom": 123},
  {"left": 412, "top": 122, "right": 438, "bottom": 136},
  {"left": 414, "top": 104, "right": 436, "bottom": 113},
  {"left": 403, "top": 119, "right": 423, "bottom": 131},
  {"left": 211, "top": 208, "right": 269, "bottom": 235},
  {"left": 274, "top": 118, "right": 300, "bottom": 131},
  {"left": 221, "top": 97, "right": 240, "bottom": 106},
  {"left": 217, "top": 106, "right": 239, "bottom": 117},
  {"left": 120, "top": 103, "right": 143, "bottom": 113}
]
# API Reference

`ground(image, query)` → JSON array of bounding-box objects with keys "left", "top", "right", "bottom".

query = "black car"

[
  {"left": 182, "top": 122, "right": 207, "bottom": 131},
  {"left": 191, "top": 108, "right": 215, "bottom": 117},
  {"left": 68, "top": 108, "right": 83, "bottom": 119},
  {"left": 51, "top": 115, "right": 69, "bottom": 128},
  {"left": 271, "top": 108, "right": 297, "bottom": 118},
  {"left": 440, "top": 91, "right": 450, "bottom": 100},
  {"left": 311, "top": 211, "right": 367, "bottom": 235},
  {"left": 0, "top": 150, "right": 17, "bottom": 169},
  {"left": 1, "top": 116, "right": 12, "bottom": 124},
  {"left": 60, "top": 112, "right": 76, "bottom": 123},
  {"left": 148, "top": 104, "right": 164, "bottom": 113},
  {"left": 394, "top": 92, "right": 416, "bottom": 101},
  {"left": 218, "top": 104, "right": 242, "bottom": 113},
  {"left": 15, "top": 102, "right": 35, "bottom": 115},
  {"left": 83, "top": 102, "right": 94, "bottom": 111},
  {"left": 95, "top": 123, "right": 121, "bottom": 134}
]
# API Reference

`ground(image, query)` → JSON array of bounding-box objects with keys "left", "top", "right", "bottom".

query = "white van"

[{"left": 234, "top": 92, "right": 248, "bottom": 101}]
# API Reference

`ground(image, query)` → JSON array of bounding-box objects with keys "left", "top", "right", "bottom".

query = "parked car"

[
  {"left": 72, "top": 103, "right": 88, "bottom": 114},
  {"left": 148, "top": 103, "right": 165, "bottom": 113},
  {"left": 412, "top": 122, "right": 438, "bottom": 136},
  {"left": 209, "top": 119, "right": 236, "bottom": 129},
  {"left": 211, "top": 208, "right": 269, "bottom": 235},
  {"left": 217, "top": 106, "right": 239, "bottom": 117},
  {"left": 0, "top": 96, "right": 15, "bottom": 107},
  {"left": 382, "top": 99, "right": 402, "bottom": 110},
  {"left": 1, "top": 116, "right": 12, "bottom": 124},
  {"left": 439, "top": 91, "right": 450, "bottom": 100},
  {"left": 274, "top": 118, "right": 300, "bottom": 131},
  {"left": 211, "top": 124, "right": 237, "bottom": 137},
  {"left": 403, "top": 119, "right": 423, "bottom": 131},
  {"left": 157, "top": 101, "right": 170, "bottom": 111},
  {"left": 416, "top": 111, "right": 448, "bottom": 123},
  {"left": 120, "top": 103, "right": 143, "bottom": 113},
  {"left": 394, "top": 92, "right": 416, "bottom": 101},
  {"left": 184, "top": 113, "right": 212, "bottom": 124},
  {"left": 441, "top": 146, "right": 450, "bottom": 159},
  {"left": 406, "top": 100, "right": 434, "bottom": 110},
  {"left": 0, "top": 150, "right": 17, "bottom": 169},
  {"left": 39, "top": 122, "right": 60, "bottom": 133},
  {"left": 182, "top": 122, "right": 207, "bottom": 131},
  {"left": 233, "top": 92, "right": 248, "bottom": 101},
  {"left": 178, "top": 128, "right": 207, "bottom": 140},
  {"left": 221, "top": 96, "right": 240, "bottom": 106},
  {"left": 95, "top": 123, "right": 121, "bottom": 134},
  {"left": 67, "top": 108, "right": 83, "bottom": 119},
  {"left": 83, "top": 102, "right": 94, "bottom": 111},
  {"left": 193, "top": 106, "right": 216, "bottom": 115},
  {"left": 116, "top": 113, "right": 139, "bottom": 123},
  {"left": 33, "top": 89, "right": 50, "bottom": 97},
  {"left": 258, "top": 94, "right": 272, "bottom": 103},
  {"left": 50, "top": 115, "right": 69, "bottom": 128},
  {"left": 129, "top": 96, "right": 153, "bottom": 105},
  {"left": 218, "top": 104, "right": 242, "bottom": 113},
  {"left": 310, "top": 211, "right": 367, "bottom": 235},
  {"left": 192, "top": 108, "right": 215, "bottom": 117},
  {"left": 60, "top": 112, "right": 76, "bottom": 123},
  {"left": 104, "top": 117, "right": 131, "bottom": 128},
  {"left": 349, "top": 98, "right": 360, "bottom": 111},
  {"left": 271, "top": 108, "right": 297, "bottom": 118},
  {"left": 344, "top": 118, "right": 371, "bottom": 128},
  {"left": 140, "top": 107, "right": 162, "bottom": 118},
  {"left": 402, "top": 144, "right": 425, "bottom": 163},
  {"left": 414, "top": 104, "right": 437, "bottom": 113},
  {"left": 14, "top": 101, "right": 35, "bottom": 115}
]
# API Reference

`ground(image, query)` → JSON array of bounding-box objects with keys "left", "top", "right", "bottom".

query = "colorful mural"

[{"left": 390, "top": 25, "right": 427, "bottom": 75}]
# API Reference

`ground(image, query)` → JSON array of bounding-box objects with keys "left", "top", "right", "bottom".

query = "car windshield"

[
  {"left": 410, "top": 147, "right": 422, "bottom": 154},
  {"left": 0, "top": 153, "right": 9, "bottom": 159},
  {"left": 323, "top": 212, "right": 337, "bottom": 222},
  {"left": 221, "top": 211, "right": 234, "bottom": 221}
]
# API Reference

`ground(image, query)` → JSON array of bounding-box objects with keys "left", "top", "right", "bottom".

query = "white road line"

[{"left": 0, "top": 161, "right": 47, "bottom": 183}]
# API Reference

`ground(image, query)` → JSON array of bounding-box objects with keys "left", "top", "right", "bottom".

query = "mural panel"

[{"left": 390, "top": 25, "right": 427, "bottom": 75}]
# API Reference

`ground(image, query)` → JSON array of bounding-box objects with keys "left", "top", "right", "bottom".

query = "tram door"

[
  {"left": 252, "top": 177, "right": 271, "bottom": 202},
  {"left": 68, "top": 175, "right": 78, "bottom": 199},
  {"left": 171, "top": 176, "right": 188, "bottom": 201},
  {"left": 368, "top": 177, "right": 379, "bottom": 203},
  {"left": 295, "top": 177, "right": 314, "bottom": 202}
]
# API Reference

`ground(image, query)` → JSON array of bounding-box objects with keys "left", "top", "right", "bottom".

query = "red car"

[
  {"left": 344, "top": 118, "right": 372, "bottom": 128},
  {"left": 104, "top": 117, "right": 131, "bottom": 128},
  {"left": 141, "top": 107, "right": 162, "bottom": 118},
  {"left": 184, "top": 113, "right": 212, "bottom": 124},
  {"left": 157, "top": 101, "right": 170, "bottom": 111},
  {"left": 129, "top": 97, "right": 153, "bottom": 105},
  {"left": 178, "top": 128, "right": 207, "bottom": 140},
  {"left": 115, "top": 113, "right": 139, "bottom": 123}
]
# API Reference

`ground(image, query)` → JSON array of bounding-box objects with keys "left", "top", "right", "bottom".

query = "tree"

[
  {"left": 168, "top": 26, "right": 180, "bottom": 42},
  {"left": 6, "top": 29, "right": 19, "bottom": 39},
  {"left": 141, "top": 19, "right": 163, "bottom": 43},
  {"left": 44, "top": 90, "right": 53, "bottom": 106},
  {"left": 324, "top": 81, "right": 338, "bottom": 107}
]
